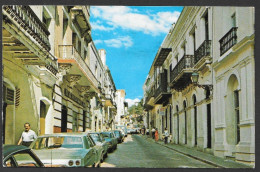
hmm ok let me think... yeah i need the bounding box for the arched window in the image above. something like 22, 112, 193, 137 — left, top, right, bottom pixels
226, 74, 240, 145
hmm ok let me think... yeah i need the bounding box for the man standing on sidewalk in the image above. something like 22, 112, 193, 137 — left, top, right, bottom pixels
18, 122, 37, 147
164, 128, 169, 144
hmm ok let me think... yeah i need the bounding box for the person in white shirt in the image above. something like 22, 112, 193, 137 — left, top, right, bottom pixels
164, 128, 169, 144
18, 122, 37, 147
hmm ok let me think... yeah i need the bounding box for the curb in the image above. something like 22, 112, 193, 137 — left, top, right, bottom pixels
143, 136, 226, 168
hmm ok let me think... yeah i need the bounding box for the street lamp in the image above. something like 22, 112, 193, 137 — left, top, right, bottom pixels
191, 72, 213, 91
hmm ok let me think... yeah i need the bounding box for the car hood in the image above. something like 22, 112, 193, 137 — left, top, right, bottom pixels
33, 148, 90, 161
104, 138, 112, 142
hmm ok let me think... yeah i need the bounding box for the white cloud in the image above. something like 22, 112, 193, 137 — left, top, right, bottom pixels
91, 6, 181, 36
104, 36, 133, 48
94, 39, 103, 44
91, 22, 115, 31
125, 98, 140, 107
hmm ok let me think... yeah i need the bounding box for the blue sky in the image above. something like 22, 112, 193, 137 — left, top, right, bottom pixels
90, 6, 183, 106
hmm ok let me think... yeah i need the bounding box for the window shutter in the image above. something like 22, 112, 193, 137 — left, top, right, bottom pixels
3, 85, 14, 105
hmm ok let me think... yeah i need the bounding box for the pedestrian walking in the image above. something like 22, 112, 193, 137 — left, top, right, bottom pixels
164, 127, 169, 144
18, 122, 37, 147
146, 128, 149, 135
152, 127, 156, 139
155, 128, 159, 141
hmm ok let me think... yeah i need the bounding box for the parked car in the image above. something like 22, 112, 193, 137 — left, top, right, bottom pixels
127, 128, 132, 134
112, 130, 124, 143
101, 131, 118, 152
3, 145, 44, 167
30, 133, 102, 167
116, 125, 127, 137
88, 132, 109, 162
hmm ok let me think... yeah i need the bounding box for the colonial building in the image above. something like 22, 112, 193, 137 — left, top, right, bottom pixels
2, 5, 118, 143
115, 90, 128, 125
99, 49, 117, 131
143, 7, 254, 165
3, 5, 59, 143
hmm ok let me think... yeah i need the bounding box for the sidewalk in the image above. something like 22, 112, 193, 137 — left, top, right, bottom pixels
142, 135, 253, 168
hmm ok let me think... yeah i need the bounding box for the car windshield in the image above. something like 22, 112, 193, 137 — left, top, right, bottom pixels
102, 133, 111, 138
114, 131, 120, 136
32, 136, 83, 149
89, 134, 101, 142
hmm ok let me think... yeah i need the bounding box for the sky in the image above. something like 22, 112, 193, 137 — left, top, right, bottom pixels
90, 6, 183, 107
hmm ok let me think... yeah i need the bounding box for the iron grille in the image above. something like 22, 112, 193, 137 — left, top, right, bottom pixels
219, 27, 238, 56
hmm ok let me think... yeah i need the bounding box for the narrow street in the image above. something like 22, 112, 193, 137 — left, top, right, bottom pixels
101, 134, 216, 168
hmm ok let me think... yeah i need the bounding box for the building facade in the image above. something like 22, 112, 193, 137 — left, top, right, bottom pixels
143, 7, 254, 165
115, 90, 128, 125
2, 5, 118, 144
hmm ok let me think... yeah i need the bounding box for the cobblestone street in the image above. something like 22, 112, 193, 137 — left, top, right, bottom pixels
101, 134, 216, 168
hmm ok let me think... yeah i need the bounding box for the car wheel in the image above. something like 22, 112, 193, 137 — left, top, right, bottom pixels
100, 152, 104, 163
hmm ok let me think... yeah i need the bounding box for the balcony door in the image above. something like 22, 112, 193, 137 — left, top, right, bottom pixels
61, 106, 67, 132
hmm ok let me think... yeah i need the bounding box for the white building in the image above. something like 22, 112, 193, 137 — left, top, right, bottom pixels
143, 7, 254, 165
115, 90, 127, 125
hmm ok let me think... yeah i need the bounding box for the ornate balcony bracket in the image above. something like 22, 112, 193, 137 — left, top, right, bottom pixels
78, 85, 90, 96
67, 74, 81, 87
59, 63, 72, 75
194, 84, 213, 91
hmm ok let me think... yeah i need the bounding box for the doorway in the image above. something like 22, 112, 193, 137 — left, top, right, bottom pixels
40, 101, 47, 135
207, 103, 212, 148
61, 106, 67, 132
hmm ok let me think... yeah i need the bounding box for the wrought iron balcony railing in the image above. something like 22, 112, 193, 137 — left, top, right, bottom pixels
170, 55, 195, 83
145, 87, 155, 104
219, 27, 238, 56
3, 5, 51, 51
58, 45, 99, 88
194, 40, 211, 64
154, 72, 168, 99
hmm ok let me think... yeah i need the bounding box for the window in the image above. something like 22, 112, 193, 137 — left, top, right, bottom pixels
62, 16, 68, 39
234, 90, 240, 144
43, 8, 51, 29
13, 152, 41, 167
192, 32, 196, 54
205, 11, 209, 40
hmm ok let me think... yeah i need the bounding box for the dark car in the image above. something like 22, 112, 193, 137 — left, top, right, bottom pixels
3, 145, 44, 167
112, 130, 124, 143
88, 132, 109, 162
101, 131, 118, 152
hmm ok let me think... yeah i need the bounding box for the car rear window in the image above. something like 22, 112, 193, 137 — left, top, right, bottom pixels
32, 136, 83, 149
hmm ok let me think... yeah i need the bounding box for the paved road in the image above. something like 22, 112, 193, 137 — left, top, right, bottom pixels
101, 134, 216, 168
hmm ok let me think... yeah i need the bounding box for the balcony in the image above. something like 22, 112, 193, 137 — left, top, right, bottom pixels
71, 6, 91, 42
3, 6, 50, 51
219, 27, 238, 56
2, 6, 58, 74
144, 87, 155, 108
194, 40, 212, 70
154, 71, 171, 104
105, 94, 113, 106
170, 55, 195, 91
154, 48, 172, 66
58, 45, 99, 91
